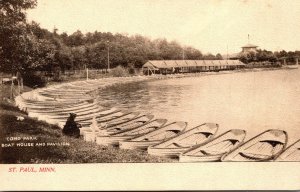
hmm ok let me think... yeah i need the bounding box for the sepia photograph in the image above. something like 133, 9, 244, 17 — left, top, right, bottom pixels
1, 0, 300, 190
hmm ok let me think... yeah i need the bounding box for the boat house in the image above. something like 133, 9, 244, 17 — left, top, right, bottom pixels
142, 60, 245, 75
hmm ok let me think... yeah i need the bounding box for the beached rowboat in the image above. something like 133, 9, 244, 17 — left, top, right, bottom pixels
56, 108, 121, 128
94, 119, 167, 145
26, 103, 100, 118
98, 112, 141, 127
27, 102, 101, 114
179, 129, 246, 162
35, 107, 107, 121
275, 139, 300, 161
119, 121, 187, 150
77, 109, 142, 124
80, 112, 143, 135
104, 114, 155, 133
221, 129, 287, 162
82, 114, 155, 141
82, 114, 157, 141
148, 123, 219, 158
16, 96, 89, 110
38, 92, 93, 99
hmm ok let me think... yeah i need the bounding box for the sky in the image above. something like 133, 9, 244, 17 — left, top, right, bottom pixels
26, 0, 300, 54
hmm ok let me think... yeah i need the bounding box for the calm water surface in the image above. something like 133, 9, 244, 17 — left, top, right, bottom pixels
97, 69, 300, 144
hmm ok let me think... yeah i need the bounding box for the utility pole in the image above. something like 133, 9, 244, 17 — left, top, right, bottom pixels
182, 47, 185, 60
248, 34, 250, 44
86, 67, 89, 81
107, 41, 110, 72
227, 44, 228, 60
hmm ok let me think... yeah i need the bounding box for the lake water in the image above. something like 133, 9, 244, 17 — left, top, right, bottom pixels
97, 69, 300, 145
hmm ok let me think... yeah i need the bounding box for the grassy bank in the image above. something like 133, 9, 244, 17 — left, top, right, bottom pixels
0, 85, 171, 163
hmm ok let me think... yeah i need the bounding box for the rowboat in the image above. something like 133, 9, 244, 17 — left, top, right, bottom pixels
148, 123, 219, 158
221, 129, 287, 162
22, 100, 86, 108
65, 84, 100, 90
94, 112, 142, 129
38, 91, 88, 96
105, 114, 155, 133
38, 95, 92, 101
80, 112, 140, 137
82, 114, 156, 140
23, 103, 82, 111
36, 107, 107, 121
105, 114, 154, 129
27, 101, 100, 114
27, 103, 100, 118
95, 119, 167, 145
81, 114, 154, 141
54, 108, 121, 128
39, 89, 88, 94
179, 129, 246, 162
275, 139, 300, 161
16, 96, 87, 108
42, 87, 89, 93
17, 95, 83, 105
52, 108, 121, 122
19, 99, 91, 109
50, 98, 92, 102
66, 83, 102, 90
77, 110, 132, 123
119, 121, 187, 150
38, 92, 93, 99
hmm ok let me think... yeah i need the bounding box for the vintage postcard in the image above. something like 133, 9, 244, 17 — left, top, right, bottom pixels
0, 0, 300, 190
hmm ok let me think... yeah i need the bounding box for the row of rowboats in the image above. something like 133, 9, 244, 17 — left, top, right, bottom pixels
83, 117, 299, 162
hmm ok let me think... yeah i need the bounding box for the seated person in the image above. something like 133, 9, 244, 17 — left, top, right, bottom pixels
62, 113, 82, 138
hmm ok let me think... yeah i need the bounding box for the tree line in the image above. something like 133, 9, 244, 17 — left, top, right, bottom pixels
239, 49, 300, 64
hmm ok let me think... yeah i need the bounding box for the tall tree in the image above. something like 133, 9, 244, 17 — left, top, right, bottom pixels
216, 53, 223, 60
0, 0, 37, 74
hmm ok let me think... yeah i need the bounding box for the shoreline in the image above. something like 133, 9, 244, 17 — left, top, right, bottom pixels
15, 66, 291, 127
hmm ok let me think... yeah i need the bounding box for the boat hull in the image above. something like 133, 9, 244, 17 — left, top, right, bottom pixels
147, 146, 190, 158
275, 139, 300, 162
119, 140, 161, 150
96, 135, 132, 146
179, 154, 222, 162
147, 123, 219, 158
180, 129, 246, 162
221, 129, 288, 162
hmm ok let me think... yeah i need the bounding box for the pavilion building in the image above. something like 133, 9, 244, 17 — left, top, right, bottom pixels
142, 60, 245, 75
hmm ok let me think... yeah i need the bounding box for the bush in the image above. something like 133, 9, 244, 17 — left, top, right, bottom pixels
109, 65, 129, 77
128, 66, 136, 75
22, 72, 47, 88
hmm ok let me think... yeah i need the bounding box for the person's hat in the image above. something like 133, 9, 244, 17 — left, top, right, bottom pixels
69, 113, 77, 117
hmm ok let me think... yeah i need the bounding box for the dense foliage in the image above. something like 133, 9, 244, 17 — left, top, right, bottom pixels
239, 49, 300, 64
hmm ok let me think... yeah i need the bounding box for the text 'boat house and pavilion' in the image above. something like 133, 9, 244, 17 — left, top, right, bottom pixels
142, 60, 245, 75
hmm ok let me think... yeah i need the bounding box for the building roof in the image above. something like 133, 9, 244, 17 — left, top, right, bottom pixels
241, 43, 258, 48
143, 60, 245, 69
